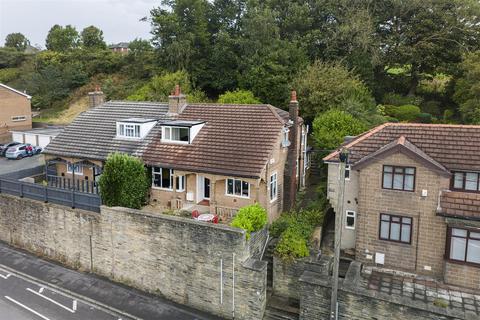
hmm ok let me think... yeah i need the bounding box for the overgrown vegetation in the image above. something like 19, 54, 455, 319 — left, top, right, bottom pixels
230, 203, 268, 240
98, 153, 149, 209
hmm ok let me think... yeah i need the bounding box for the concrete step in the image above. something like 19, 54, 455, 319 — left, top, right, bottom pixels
265, 295, 300, 319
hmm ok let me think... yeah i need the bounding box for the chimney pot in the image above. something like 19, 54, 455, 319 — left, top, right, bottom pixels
291, 90, 297, 103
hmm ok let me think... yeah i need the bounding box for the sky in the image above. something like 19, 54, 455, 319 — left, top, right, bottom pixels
0, 0, 155, 48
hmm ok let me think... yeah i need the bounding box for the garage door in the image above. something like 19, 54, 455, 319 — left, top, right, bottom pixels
12, 133, 24, 143
38, 136, 52, 148
25, 134, 37, 146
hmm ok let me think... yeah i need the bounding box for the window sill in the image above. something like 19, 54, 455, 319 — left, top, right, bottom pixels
445, 258, 480, 268
151, 187, 185, 192
270, 198, 277, 203
66, 172, 83, 176
377, 238, 412, 246
160, 140, 190, 145
225, 193, 250, 199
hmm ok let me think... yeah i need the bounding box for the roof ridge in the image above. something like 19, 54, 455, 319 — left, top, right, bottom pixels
383, 122, 480, 129
323, 122, 392, 161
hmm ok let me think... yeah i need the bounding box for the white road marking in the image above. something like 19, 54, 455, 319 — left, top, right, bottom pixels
39, 287, 44, 294
72, 299, 77, 311
5, 295, 51, 320
26, 288, 75, 313
0, 273, 11, 279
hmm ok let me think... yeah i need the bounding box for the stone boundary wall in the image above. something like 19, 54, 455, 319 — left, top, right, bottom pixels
273, 254, 331, 300
0, 194, 267, 319
299, 262, 471, 320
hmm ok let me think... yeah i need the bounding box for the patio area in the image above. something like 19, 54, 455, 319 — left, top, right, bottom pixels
362, 266, 480, 316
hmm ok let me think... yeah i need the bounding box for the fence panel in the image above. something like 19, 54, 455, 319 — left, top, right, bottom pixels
0, 177, 101, 213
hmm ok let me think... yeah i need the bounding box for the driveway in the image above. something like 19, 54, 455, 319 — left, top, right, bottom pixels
0, 154, 44, 176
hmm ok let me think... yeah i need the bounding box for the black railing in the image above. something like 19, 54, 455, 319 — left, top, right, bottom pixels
46, 175, 99, 194
0, 177, 101, 213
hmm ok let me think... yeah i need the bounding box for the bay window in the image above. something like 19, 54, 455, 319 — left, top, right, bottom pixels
447, 227, 480, 265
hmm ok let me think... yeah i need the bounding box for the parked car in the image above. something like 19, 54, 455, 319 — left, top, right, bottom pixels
5, 144, 42, 160
0, 142, 21, 157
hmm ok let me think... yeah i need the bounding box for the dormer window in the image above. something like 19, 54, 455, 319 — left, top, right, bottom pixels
163, 126, 189, 143
282, 127, 290, 147
161, 120, 205, 144
116, 118, 157, 140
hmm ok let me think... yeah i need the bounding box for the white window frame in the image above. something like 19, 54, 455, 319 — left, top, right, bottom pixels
345, 210, 356, 230
117, 122, 141, 138
226, 178, 250, 198
281, 127, 290, 147
152, 167, 185, 191
11, 115, 27, 122
161, 126, 190, 144
66, 162, 83, 175
269, 172, 278, 202
345, 165, 351, 180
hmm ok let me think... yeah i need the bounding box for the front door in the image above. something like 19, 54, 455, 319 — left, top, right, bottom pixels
204, 177, 211, 199
197, 175, 211, 203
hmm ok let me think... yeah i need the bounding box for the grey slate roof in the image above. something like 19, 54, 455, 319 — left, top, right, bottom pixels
44, 101, 170, 160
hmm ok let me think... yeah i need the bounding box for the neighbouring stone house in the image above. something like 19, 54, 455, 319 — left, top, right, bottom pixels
108, 42, 129, 54
0, 83, 32, 142
43, 86, 309, 222
324, 123, 480, 290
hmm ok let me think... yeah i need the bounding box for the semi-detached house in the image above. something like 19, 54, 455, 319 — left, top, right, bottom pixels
324, 123, 480, 290
43, 87, 309, 222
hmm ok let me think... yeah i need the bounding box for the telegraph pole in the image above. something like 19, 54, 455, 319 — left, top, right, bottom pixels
330, 148, 348, 320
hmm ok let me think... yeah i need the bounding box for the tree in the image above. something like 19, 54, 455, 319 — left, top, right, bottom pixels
5, 33, 30, 51
45, 25, 79, 52
98, 153, 149, 209
80, 26, 106, 49
127, 70, 207, 102
218, 89, 261, 104
293, 61, 377, 122
454, 51, 480, 123
312, 109, 367, 150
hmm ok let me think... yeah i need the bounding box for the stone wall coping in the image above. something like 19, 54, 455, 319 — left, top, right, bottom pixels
104, 205, 246, 236
299, 262, 474, 320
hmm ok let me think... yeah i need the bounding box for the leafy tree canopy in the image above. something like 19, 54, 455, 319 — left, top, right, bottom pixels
80, 26, 106, 50
218, 89, 261, 104
454, 51, 480, 123
312, 109, 367, 150
5, 33, 30, 51
45, 24, 80, 52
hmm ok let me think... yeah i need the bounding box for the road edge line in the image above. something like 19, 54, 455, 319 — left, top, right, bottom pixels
0, 264, 142, 320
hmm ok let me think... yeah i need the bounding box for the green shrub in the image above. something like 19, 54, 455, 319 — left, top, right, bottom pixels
275, 226, 310, 262
384, 104, 421, 122
269, 213, 294, 238
0, 67, 20, 83
98, 153, 149, 209
230, 203, 267, 239
417, 112, 433, 123
382, 93, 422, 106
421, 100, 441, 116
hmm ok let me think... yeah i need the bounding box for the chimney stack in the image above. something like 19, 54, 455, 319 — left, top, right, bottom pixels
88, 85, 105, 108
168, 84, 187, 115
284, 90, 300, 212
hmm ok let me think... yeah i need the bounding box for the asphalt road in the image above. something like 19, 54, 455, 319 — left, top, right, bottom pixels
0, 154, 44, 176
0, 243, 220, 320
0, 266, 130, 320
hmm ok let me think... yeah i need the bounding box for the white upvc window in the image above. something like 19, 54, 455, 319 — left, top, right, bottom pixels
269, 172, 278, 202
152, 167, 185, 191
66, 162, 83, 175
281, 127, 290, 147
11, 115, 27, 122
345, 165, 351, 180
118, 123, 140, 138
162, 126, 190, 143
346, 211, 356, 230
226, 178, 250, 198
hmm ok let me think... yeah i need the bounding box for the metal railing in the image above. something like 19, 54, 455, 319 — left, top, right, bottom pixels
0, 177, 101, 213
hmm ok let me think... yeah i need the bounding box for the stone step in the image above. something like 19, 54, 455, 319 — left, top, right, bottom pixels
263, 308, 299, 320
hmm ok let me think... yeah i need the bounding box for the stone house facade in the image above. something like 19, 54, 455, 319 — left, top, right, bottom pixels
324, 123, 480, 290
0, 83, 32, 142
44, 87, 309, 222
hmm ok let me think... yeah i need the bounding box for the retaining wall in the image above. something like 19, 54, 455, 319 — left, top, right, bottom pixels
0, 193, 267, 319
